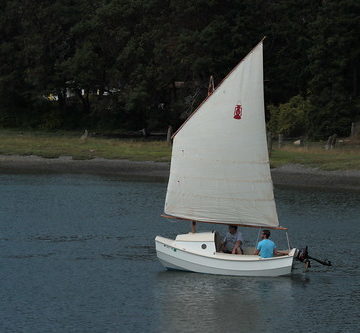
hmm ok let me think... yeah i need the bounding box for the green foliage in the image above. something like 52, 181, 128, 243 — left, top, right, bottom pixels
268, 95, 309, 136
307, 0, 360, 138
0, 0, 359, 138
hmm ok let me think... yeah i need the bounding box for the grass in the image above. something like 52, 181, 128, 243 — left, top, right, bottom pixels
0, 129, 360, 170
0, 129, 171, 161
271, 145, 360, 171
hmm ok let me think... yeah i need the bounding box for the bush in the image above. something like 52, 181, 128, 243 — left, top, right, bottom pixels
268, 95, 310, 137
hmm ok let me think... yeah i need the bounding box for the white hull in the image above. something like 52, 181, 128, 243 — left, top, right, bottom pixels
155, 232, 295, 277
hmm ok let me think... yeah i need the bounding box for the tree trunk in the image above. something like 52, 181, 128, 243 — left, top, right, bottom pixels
278, 134, 283, 149
75, 89, 91, 114
56, 89, 67, 113
267, 131, 272, 156
167, 125, 173, 145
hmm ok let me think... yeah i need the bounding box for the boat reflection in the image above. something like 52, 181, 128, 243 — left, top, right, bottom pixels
154, 271, 310, 332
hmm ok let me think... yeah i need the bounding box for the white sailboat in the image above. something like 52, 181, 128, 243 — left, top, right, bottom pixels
155, 39, 296, 277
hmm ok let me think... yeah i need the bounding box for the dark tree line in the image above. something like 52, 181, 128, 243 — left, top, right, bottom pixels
0, 0, 359, 138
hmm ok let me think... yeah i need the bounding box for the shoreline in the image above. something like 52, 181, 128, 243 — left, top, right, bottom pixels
1, 155, 360, 191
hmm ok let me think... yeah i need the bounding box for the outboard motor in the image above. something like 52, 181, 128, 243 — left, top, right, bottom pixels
294, 246, 332, 271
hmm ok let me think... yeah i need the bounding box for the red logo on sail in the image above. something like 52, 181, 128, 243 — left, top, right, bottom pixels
233, 105, 242, 119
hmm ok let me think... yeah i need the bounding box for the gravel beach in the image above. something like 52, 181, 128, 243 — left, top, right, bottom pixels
1, 155, 360, 191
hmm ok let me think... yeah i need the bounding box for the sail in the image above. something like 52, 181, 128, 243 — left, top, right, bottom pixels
164, 41, 279, 227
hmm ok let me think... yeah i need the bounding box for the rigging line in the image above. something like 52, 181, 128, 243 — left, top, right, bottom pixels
208, 75, 215, 96
255, 228, 261, 250
286, 231, 291, 250
171, 37, 266, 139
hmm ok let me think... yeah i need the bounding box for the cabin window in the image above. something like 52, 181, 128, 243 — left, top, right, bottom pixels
201, 244, 207, 249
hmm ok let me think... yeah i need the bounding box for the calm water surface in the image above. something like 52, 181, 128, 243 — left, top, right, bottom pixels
0, 174, 359, 333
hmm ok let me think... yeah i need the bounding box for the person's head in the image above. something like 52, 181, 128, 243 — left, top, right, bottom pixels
261, 230, 271, 239
229, 225, 238, 234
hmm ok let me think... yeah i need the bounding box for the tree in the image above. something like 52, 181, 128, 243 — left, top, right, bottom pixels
307, 0, 360, 138
0, 0, 33, 126
0, 0, 358, 136
268, 95, 309, 136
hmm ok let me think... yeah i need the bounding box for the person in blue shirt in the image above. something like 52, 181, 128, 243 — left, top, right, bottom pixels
254, 229, 278, 258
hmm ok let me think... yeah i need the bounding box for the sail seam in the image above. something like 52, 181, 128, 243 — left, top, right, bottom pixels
169, 176, 272, 183
166, 193, 275, 201
171, 158, 270, 165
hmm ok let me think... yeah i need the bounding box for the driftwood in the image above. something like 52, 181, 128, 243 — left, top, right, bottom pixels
351, 122, 360, 137
79, 129, 88, 142
140, 128, 149, 137
166, 125, 173, 145
325, 134, 337, 150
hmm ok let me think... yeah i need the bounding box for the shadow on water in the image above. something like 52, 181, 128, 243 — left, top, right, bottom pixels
3, 253, 57, 259
28, 234, 131, 242
1, 233, 157, 262
98, 245, 156, 262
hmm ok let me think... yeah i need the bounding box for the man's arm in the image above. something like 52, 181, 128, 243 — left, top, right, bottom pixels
232, 240, 242, 254
220, 235, 228, 252
219, 241, 226, 252
274, 248, 288, 256
254, 243, 260, 255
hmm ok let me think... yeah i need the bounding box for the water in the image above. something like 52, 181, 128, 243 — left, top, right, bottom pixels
0, 174, 359, 333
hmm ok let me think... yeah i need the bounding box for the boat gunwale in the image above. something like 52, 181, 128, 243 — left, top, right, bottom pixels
155, 236, 294, 262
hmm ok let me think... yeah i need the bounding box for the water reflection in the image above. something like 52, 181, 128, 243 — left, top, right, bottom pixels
154, 271, 309, 332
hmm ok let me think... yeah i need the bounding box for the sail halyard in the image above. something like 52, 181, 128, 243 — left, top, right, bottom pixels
164, 40, 279, 228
